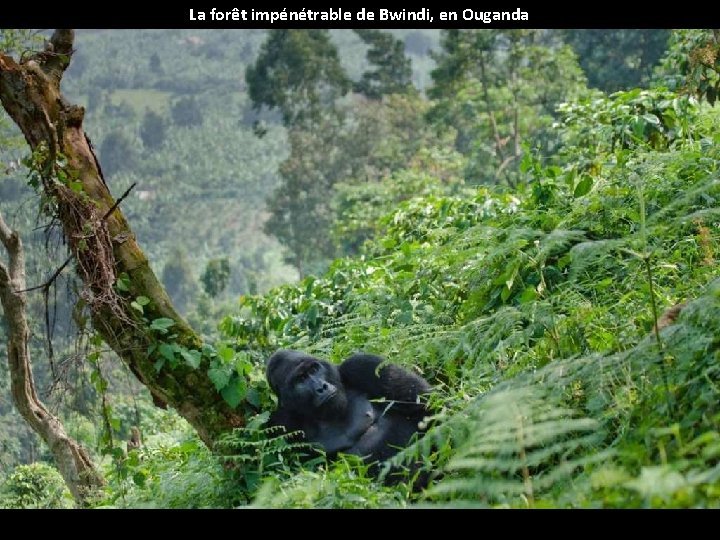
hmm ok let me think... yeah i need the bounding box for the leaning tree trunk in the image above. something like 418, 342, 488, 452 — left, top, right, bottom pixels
0, 30, 244, 447
0, 212, 105, 506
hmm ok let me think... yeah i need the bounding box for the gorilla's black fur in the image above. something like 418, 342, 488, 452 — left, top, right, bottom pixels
266, 350, 431, 469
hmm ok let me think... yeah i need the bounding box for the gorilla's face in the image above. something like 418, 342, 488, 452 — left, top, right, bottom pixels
267, 351, 348, 418
287, 359, 338, 408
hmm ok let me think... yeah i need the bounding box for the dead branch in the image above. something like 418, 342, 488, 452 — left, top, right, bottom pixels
0, 210, 105, 506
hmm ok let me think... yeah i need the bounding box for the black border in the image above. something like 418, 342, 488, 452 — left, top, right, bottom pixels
2, 5, 709, 29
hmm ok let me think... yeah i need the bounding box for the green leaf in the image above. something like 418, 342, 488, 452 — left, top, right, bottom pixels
136, 296, 151, 307
246, 388, 262, 409
132, 471, 148, 488
574, 175, 594, 198
501, 284, 513, 303
208, 367, 231, 391
546, 166, 562, 179
150, 318, 176, 333
178, 441, 199, 454
248, 411, 271, 430
217, 345, 235, 363
158, 343, 177, 362
519, 286, 539, 304
304, 277, 316, 297
520, 152, 533, 174
235, 354, 253, 376
130, 302, 143, 314
306, 303, 319, 326
180, 348, 202, 369
563, 169, 577, 188
382, 238, 397, 250
116, 274, 130, 292
221, 377, 247, 409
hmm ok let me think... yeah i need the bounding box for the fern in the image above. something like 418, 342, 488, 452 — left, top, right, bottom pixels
217, 416, 323, 500
217, 89, 720, 508
418, 386, 605, 507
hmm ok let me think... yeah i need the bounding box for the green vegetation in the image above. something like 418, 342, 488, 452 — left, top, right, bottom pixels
3, 28, 720, 509
354, 30, 414, 99
0, 463, 73, 509
221, 84, 720, 507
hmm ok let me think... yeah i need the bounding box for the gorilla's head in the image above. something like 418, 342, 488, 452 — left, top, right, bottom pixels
266, 350, 348, 419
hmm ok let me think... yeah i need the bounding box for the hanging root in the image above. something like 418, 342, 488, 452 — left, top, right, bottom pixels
51, 179, 133, 326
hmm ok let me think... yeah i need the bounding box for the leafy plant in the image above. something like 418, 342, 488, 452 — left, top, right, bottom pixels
0, 463, 73, 509
220, 86, 720, 508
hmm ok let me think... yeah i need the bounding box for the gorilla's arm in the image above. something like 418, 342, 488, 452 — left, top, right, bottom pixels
268, 408, 305, 437
339, 353, 431, 412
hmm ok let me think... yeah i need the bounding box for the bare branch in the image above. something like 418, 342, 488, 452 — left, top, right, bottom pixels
0, 212, 11, 286
0, 210, 104, 506
38, 29, 75, 85
16, 256, 72, 294
477, 50, 507, 165
101, 182, 136, 221
0, 210, 14, 247
0, 211, 23, 282
0, 260, 9, 286
496, 155, 518, 181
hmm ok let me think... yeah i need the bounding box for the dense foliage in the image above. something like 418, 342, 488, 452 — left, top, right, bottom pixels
4, 28, 720, 509
218, 88, 720, 507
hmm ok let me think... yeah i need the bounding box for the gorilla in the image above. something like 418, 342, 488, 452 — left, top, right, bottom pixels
266, 350, 431, 468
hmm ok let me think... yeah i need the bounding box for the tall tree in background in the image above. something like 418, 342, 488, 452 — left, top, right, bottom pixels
264, 115, 347, 276
171, 96, 203, 127
161, 248, 198, 315
99, 130, 137, 177
331, 94, 463, 254
0, 30, 244, 449
140, 109, 167, 150
247, 30, 352, 275
561, 30, 670, 92
429, 30, 587, 186
354, 30, 414, 99
246, 30, 350, 127
201, 258, 231, 299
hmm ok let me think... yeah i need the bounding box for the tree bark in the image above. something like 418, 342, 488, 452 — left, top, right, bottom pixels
0, 30, 245, 448
0, 212, 105, 506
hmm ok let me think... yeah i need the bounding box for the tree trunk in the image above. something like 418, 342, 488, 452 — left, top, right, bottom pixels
0, 30, 245, 448
0, 212, 105, 506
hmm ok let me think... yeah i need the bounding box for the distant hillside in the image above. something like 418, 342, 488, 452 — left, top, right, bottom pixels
55, 29, 439, 298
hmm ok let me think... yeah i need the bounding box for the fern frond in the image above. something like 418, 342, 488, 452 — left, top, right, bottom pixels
424, 385, 604, 507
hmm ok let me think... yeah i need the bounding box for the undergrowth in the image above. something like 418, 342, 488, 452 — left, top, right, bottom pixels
55, 86, 720, 510
214, 89, 720, 508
